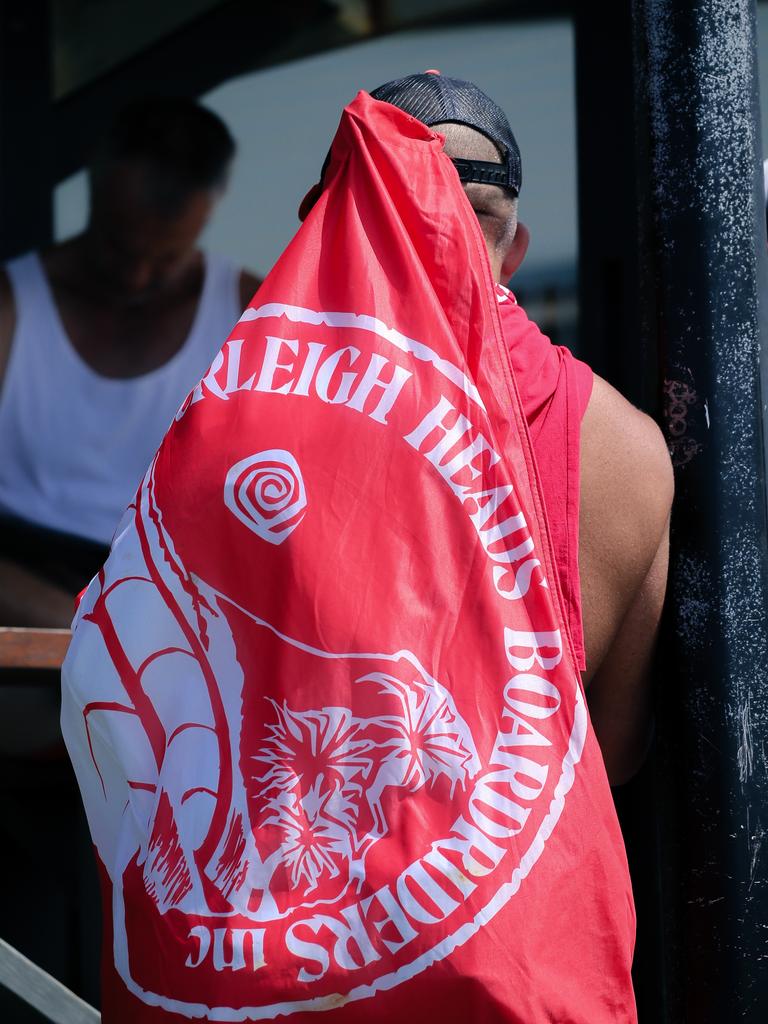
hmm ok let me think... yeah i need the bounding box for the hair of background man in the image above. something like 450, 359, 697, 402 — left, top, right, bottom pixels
90, 97, 236, 213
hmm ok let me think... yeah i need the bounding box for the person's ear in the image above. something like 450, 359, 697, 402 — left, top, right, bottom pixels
501, 221, 529, 280
298, 182, 323, 222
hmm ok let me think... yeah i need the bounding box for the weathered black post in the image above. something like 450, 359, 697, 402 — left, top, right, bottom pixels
633, 0, 768, 1018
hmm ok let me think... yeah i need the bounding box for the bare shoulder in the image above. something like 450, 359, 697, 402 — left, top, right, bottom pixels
581, 374, 673, 564
239, 270, 263, 312
579, 374, 674, 675
0, 267, 16, 388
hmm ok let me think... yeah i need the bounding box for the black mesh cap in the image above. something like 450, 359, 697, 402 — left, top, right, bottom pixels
370, 72, 521, 195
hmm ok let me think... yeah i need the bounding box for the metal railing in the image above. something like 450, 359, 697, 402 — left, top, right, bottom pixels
0, 936, 99, 1023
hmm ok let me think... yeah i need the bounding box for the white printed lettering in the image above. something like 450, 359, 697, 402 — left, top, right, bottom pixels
437, 816, 507, 878
315, 346, 361, 404
468, 778, 531, 839
361, 884, 418, 954
396, 860, 461, 924
503, 672, 562, 720
346, 353, 412, 424
505, 629, 563, 672
185, 926, 266, 972
255, 336, 299, 394
285, 920, 331, 983
293, 341, 327, 396
501, 671, 561, 720
493, 560, 545, 600
311, 904, 381, 971
185, 925, 211, 969
223, 339, 256, 394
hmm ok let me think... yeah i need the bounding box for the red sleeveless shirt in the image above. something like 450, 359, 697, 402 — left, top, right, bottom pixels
496, 284, 593, 672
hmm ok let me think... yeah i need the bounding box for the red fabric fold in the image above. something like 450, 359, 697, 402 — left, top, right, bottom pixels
497, 286, 593, 671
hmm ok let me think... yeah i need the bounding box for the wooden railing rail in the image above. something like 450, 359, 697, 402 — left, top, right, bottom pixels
0, 628, 70, 671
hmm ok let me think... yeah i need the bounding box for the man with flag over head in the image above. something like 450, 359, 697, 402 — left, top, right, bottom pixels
62, 71, 672, 1023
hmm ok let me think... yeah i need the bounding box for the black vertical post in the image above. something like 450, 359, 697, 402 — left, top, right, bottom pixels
0, 1, 52, 261
633, 1, 768, 1019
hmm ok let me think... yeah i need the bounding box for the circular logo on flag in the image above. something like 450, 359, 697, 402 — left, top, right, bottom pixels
65, 297, 587, 1021
224, 449, 307, 544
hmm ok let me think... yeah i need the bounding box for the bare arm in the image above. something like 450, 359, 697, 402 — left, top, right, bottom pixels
585, 519, 669, 784
579, 375, 674, 784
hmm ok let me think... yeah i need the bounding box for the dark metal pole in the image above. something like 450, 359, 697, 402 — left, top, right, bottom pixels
633, 1, 768, 1018
574, 11, 669, 1019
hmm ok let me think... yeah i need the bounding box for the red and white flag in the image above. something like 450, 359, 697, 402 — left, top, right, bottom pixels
62, 92, 634, 1022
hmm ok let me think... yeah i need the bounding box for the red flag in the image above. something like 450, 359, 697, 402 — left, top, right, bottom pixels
62, 92, 635, 1022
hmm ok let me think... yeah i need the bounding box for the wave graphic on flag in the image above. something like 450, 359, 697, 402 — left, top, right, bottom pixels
70, 456, 481, 924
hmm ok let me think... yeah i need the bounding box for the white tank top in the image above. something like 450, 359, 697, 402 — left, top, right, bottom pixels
0, 251, 242, 544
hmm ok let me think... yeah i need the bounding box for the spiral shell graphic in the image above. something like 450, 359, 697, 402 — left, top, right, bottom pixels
224, 450, 307, 544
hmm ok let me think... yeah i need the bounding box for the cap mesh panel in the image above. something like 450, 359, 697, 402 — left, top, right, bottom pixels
370, 74, 521, 193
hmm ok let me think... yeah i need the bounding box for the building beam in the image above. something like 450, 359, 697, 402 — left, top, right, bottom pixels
0, 1, 52, 261
633, 1, 768, 1018
50, 0, 353, 185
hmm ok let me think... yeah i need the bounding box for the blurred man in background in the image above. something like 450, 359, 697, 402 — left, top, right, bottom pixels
0, 97, 261, 626
0, 97, 261, 1019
